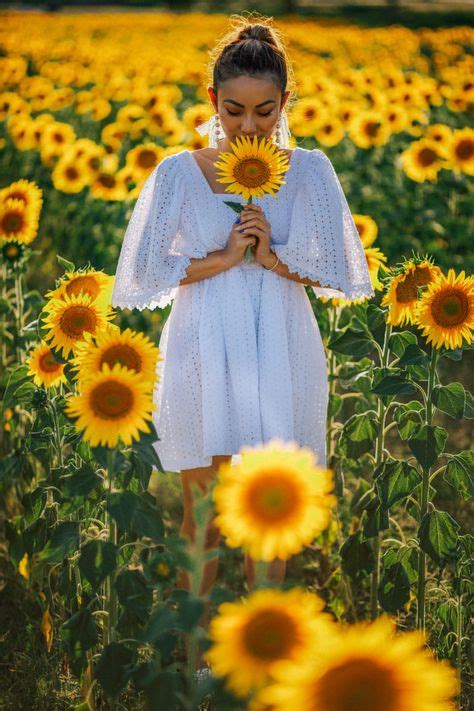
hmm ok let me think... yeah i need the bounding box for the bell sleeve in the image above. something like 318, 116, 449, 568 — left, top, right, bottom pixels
272, 149, 374, 302
110, 155, 192, 311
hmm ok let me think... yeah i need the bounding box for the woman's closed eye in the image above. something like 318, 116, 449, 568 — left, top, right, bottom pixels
227, 110, 273, 117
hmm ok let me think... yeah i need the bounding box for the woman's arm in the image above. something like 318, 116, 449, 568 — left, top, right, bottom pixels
178, 249, 234, 286
259, 250, 322, 288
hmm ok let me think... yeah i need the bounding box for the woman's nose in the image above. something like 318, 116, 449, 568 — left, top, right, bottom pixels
241, 119, 257, 133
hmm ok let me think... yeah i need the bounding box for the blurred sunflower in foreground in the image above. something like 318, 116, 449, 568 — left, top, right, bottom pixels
213, 439, 336, 561
205, 588, 335, 699
257, 615, 458, 711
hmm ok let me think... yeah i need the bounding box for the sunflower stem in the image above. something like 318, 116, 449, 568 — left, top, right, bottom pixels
1, 263, 7, 372
105, 449, 118, 645
326, 305, 340, 462
416, 348, 438, 631
254, 559, 268, 589
456, 585, 463, 708
13, 267, 25, 364
370, 323, 391, 621
244, 196, 254, 262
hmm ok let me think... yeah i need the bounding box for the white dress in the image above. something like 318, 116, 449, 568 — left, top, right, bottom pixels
110, 147, 374, 472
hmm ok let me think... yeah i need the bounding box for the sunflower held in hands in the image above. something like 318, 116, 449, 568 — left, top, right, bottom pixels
214, 136, 291, 261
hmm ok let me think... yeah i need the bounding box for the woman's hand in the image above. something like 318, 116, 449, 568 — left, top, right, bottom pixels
238, 204, 273, 265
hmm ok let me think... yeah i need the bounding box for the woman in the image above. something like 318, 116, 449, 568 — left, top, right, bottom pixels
111, 18, 373, 622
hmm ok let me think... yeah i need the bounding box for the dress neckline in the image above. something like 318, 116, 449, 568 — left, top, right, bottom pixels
184, 147, 301, 198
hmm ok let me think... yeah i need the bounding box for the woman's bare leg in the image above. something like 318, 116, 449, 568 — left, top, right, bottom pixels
176, 454, 231, 595
176, 454, 232, 669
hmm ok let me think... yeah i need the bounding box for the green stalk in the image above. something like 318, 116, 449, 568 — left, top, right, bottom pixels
1, 263, 7, 371
370, 323, 391, 620
105, 450, 118, 645
416, 349, 438, 630
456, 588, 463, 709
326, 306, 339, 462
244, 196, 254, 262
52, 391, 65, 470
13, 268, 25, 364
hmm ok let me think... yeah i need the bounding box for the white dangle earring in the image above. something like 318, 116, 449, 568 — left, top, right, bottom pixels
208, 113, 223, 149
275, 108, 291, 148
275, 114, 282, 147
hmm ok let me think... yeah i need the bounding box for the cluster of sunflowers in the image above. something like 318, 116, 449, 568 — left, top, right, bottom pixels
27, 266, 162, 448
188, 432, 458, 708
328, 210, 474, 351
1, 14, 473, 202
205, 587, 458, 710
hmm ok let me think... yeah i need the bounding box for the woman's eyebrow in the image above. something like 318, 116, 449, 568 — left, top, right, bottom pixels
223, 99, 276, 108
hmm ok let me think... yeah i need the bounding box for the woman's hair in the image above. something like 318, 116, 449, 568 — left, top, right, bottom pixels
208, 13, 296, 111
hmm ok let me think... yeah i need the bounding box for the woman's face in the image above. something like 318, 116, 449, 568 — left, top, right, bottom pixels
208, 75, 290, 151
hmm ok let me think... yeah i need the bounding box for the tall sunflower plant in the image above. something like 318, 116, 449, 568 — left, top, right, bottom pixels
213, 135, 291, 261
321, 252, 473, 666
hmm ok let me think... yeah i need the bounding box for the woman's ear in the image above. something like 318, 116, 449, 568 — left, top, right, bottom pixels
280, 90, 291, 111
208, 86, 218, 112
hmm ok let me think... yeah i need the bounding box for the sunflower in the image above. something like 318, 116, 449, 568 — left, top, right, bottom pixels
90, 172, 128, 201
0, 178, 43, 218
448, 127, 474, 176
214, 136, 291, 200
347, 110, 391, 149
71, 326, 162, 388
2, 240, 25, 264
257, 615, 458, 711
125, 142, 162, 177
213, 438, 336, 561
352, 214, 378, 248
41, 293, 113, 359
381, 260, 441, 326
0, 198, 38, 244
400, 139, 446, 183
27, 342, 67, 389
45, 268, 114, 311
204, 588, 335, 699
365, 247, 388, 291
64, 362, 154, 448
52, 158, 90, 194
314, 116, 345, 147
415, 269, 474, 350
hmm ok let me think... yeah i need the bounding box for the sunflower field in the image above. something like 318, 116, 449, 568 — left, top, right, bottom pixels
0, 9, 473, 711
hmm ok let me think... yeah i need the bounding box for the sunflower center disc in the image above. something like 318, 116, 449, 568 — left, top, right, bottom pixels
234, 158, 270, 188
60, 306, 97, 337
39, 352, 62, 373
316, 658, 397, 711
138, 149, 157, 168
90, 380, 134, 419
455, 139, 473, 161
395, 266, 433, 304
101, 344, 142, 372
432, 290, 468, 327
66, 276, 101, 300
3, 213, 22, 233
242, 609, 298, 661
246, 473, 301, 523
418, 147, 437, 166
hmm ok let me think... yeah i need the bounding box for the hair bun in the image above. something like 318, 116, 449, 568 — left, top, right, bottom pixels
238, 23, 274, 44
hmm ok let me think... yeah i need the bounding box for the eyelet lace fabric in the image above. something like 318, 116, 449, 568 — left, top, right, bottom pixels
111, 147, 374, 472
